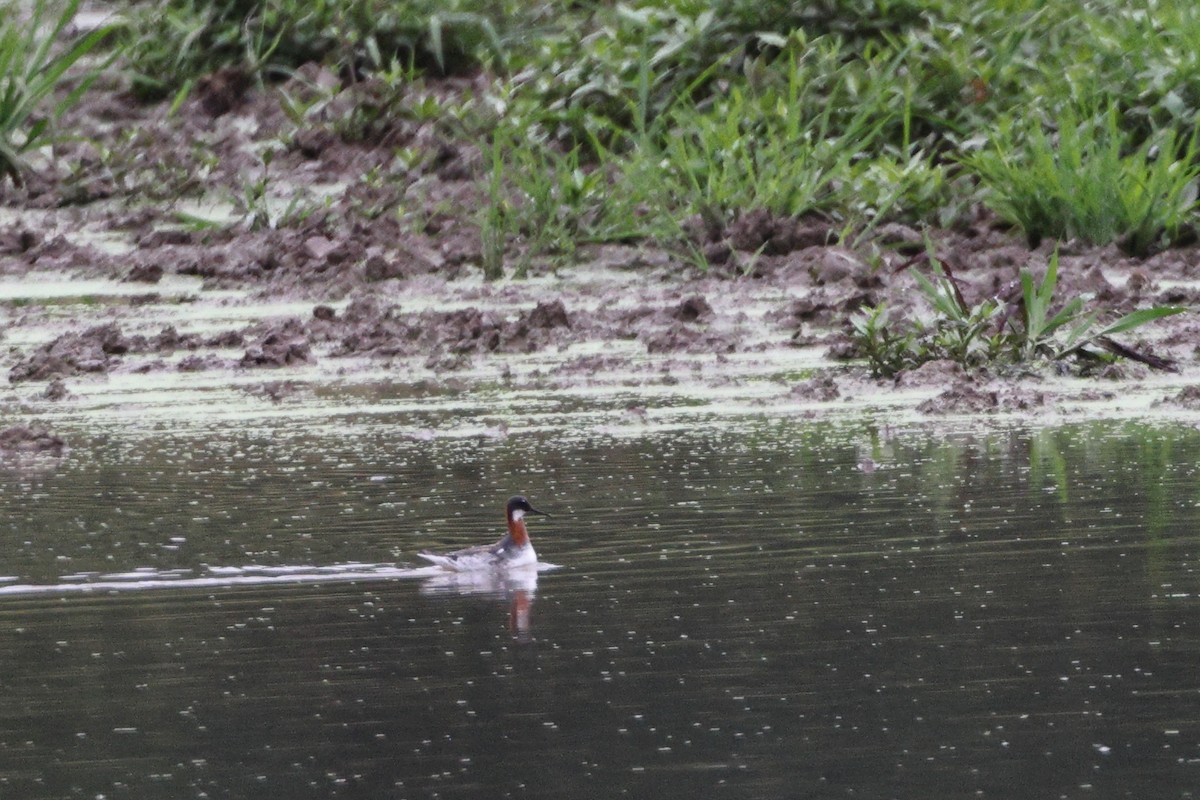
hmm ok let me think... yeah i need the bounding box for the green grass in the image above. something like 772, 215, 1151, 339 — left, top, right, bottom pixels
22, 0, 1200, 273
646, 70, 885, 227
0, 0, 118, 184
851, 249, 1187, 378
122, 0, 516, 101
477, 36, 966, 272
965, 104, 1200, 256
0, 0, 1190, 379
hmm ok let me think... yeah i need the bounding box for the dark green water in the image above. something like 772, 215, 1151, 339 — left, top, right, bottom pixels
0, 419, 1197, 798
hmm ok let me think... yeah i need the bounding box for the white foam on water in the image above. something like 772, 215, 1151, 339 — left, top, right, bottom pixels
0, 564, 431, 596
0, 562, 562, 597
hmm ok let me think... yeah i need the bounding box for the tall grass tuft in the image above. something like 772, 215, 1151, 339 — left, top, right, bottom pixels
964, 105, 1200, 256
618, 48, 894, 239
852, 249, 1186, 377
0, 0, 118, 185
479, 118, 649, 277
124, 0, 511, 101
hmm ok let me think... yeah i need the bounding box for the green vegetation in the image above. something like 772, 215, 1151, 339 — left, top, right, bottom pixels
965, 105, 1200, 256
851, 250, 1187, 377
1015, 253, 1184, 363
122, 0, 512, 101
1, 0, 1194, 374
0, 0, 117, 184
109, 0, 1200, 255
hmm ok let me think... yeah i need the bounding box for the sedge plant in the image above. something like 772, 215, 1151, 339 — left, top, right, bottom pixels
964, 104, 1200, 256
1017, 250, 1186, 361
0, 0, 119, 185
853, 249, 1186, 378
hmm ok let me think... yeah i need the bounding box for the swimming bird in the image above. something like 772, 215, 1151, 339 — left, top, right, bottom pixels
418, 495, 549, 571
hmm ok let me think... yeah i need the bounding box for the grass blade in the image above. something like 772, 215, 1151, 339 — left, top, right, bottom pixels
1096, 306, 1188, 337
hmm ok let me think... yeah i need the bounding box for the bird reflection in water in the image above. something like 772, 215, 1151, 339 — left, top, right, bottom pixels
419, 565, 541, 642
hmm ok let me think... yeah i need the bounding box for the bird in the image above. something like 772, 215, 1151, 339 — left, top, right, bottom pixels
418, 495, 549, 572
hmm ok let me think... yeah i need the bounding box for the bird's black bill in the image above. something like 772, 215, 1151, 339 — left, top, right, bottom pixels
529, 506, 550, 517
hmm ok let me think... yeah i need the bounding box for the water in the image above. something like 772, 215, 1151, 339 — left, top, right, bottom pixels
0, 419, 1197, 798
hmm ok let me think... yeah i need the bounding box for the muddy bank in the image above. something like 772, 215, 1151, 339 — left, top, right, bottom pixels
0, 424, 65, 455
0, 67, 1196, 423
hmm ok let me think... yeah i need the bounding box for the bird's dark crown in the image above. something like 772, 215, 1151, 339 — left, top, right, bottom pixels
507, 495, 547, 517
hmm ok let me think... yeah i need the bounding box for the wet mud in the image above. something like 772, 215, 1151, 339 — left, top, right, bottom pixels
0, 424, 65, 455
0, 68, 1197, 425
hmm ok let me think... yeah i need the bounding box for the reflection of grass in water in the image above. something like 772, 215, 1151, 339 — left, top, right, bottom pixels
1030, 428, 1070, 508
1137, 428, 1182, 599
918, 437, 969, 532
1029, 423, 1200, 567
847, 424, 1200, 561
1059, 423, 1200, 610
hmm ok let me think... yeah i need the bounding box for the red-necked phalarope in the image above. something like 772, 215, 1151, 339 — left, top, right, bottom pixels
419, 495, 549, 571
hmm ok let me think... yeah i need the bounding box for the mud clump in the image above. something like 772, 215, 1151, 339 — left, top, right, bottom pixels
178, 354, 229, 372
642, 324, 734, 354
791, 375, 840, 401
438, 302, 571, 354
126, 263, 164, 283
293, 127, 338, 159
895, 359, 968, 388
363, 242, 439, 282
195, 67, 253, 117
7, 320, 229, 382
0, 425, 65, 455
770, 288, 875, 329
501, 300, 573, 353
441, 308, 501, 352
671, 295, 713, 323
1163, 385, 1200, 409
319, 298, 412, 356
807, 247, 873, 287
726, 209, 836, 255
0, 227, 40, 255
917, 382, 1047, 414
917, 384, 999, 414
525, 299, 571, 330
5, 234, 121, 276
241, 319, 313, 367
41, 380, 70, 401
10, 323, 136, 383
615, 301, 738, 354
316, 298, 574, 359
364, 253, 406, 282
